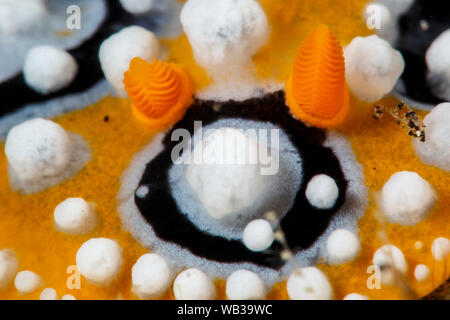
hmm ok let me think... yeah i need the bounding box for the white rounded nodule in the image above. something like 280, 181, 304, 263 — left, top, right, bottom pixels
226, 270, 265, 300
186, 128, 270, 220
54, 198, 97, 235
344, 35, 405, 102
0, 249, 19, 290
131, 253, 172, 300
23, 46, 78, 95
242, 219, 274, 252
425, 29, 450, 100
119, 0, 155, 14
173, 268, 216, 300
305, 174, 339, 210
40, 287, 58, 300
414, 264, 430, 282
99, 25, 160, 96
0, 0, 48, 35
5, 118, 71, 182
372, 244, 407, 284
326, 229, 360, 264
287, 267, 333, 300
413, 103, 450, 172
431, 237, 450, 261
76, 238, 123, 286
380, 171, 436, 225
14, 270, 43, 295
343, 293, 368, 300
61, 294, 77, 300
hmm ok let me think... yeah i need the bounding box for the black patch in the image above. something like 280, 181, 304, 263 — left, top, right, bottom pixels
134, 92, 348, 270
396, 0, 450, 104
0, 1, 169, 117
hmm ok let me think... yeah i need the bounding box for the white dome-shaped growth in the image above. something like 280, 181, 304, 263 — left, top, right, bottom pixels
40, 288, 58, 300
413, 103, 450, 172
305, 174, 339, 210
344, 35, 405, 102
131, 253, 172, 299
76, 238, 123, 286
226, 270, 265, 300
186, 128, 271, 220
119, 0, 155, 14
287, 267, 333, 300
425, 29, 450, 101
5, 118, 71, 182
242, 219, 274, 252
326, 229, 360, 264
99, 26, 160, 96
23, 46, 78, 95
372, 244, 407, 284
343, 293, 368, 300
173, 268, 216, 300
380, 171, 436, 225
54, 198, 97, 235
0, 249, 18, 290
414, 264, 430, 282
180, 0, 269, 77
0, 0, 48, 35
61, 294, 77, 300
431, 237, 449, 261
14, 270, 43, 294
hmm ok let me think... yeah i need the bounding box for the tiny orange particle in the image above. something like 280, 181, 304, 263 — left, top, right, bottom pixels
123, 57, 193, 129
285, 25, 350, 128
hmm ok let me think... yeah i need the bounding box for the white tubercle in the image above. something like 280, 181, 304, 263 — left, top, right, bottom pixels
0, 249, 19, 290
61, 294, 77, 300
14, 270, 43, 294
372, 244, 407, 284
414, 264, 430, 282
173, 268, 216, 300
287, 267, 333, 300
425, 29, 450, 101
76, 238, 123, 286
99, 26, 160, 96
344, 35, 405, 102
413, 103, 450, 172
226, 270, 266, 300
131, 253, 172, 299
180, 0, 269, 78
0, 0, 48, 35
5, 118, 71, 182
119, 0, 155, 14
54, 198, 97, 235
40, 288, 58, 300
305, 174, 339, 210
431, 237, 450, 261
326, 229, 360, 264
380, 171, 435, 225
186, 128, 270, 220
23, 46, 78, 95
242, 219, 274, 252
343, 293, 369, 300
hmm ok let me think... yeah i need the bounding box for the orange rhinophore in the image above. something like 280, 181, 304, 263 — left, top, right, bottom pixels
285, 25, 350, 128
124, 57, 193, 129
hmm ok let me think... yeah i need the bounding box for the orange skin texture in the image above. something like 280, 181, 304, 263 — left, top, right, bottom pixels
0, 0, 449, 300
285, 25, 350, 128
123, 58, 194, 130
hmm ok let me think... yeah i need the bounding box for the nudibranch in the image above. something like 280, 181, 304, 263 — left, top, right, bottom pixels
0, 0, 449, 301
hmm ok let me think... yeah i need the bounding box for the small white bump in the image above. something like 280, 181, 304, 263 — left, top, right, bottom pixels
287, 267, 333, 300
14, 270, 43, 294
54, 198, 97, 235
61, 294, 77, 300
132, 253, 172, 299
305, 174, 339, 210
226, 270, 266, 300
242, 219, 274, 252
173, 268, 216, 300
414, 264, 430, 282
40, 288, 58, 300
343, 293, 368, 300
135, 186, 149, 199
0, 249, 19, 290
372, 244, 407, 285
326, 229, 360, 264
119, 0, 155, 14
76, 238, 123, 286
431, 237, 450, 261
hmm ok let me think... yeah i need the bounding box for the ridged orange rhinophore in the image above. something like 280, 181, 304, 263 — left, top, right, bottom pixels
124, 57, 193, 129
285, 25, 349, 128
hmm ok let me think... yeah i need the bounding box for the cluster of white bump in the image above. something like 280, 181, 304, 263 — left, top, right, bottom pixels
99, 25, 160, 96
344, 35, 405, 102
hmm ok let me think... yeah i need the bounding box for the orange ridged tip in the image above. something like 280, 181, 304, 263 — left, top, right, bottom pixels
123, 57, 193, 129
285, 25, 350, 128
